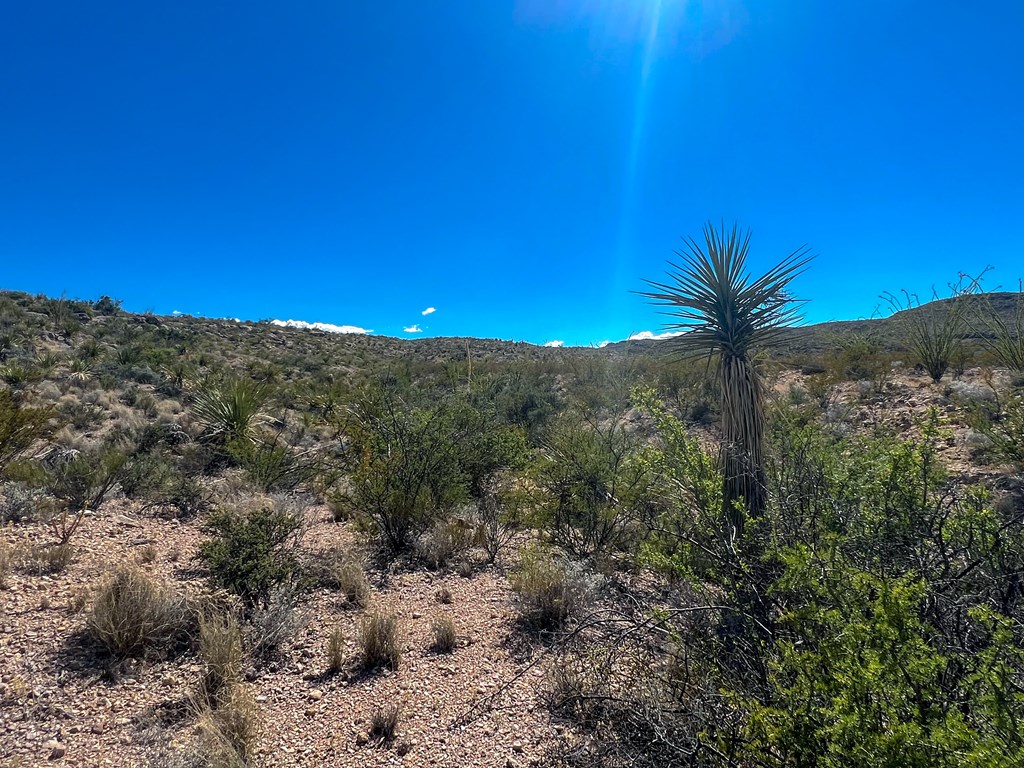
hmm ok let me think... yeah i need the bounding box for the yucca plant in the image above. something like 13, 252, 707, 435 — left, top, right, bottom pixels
642, 222, 811, 533
191, 375, 270, 444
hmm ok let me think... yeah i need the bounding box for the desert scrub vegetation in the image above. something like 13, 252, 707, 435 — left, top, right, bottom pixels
198, 495, 304, 609
532, 409, 652, 558
190, 374, 270, 445
0, 388, 56, 475
643, 221, 812, 533
511, 544, 591, 631
197, 680, 260, 768
337, 385, 525, 553
883, 275, 975, 382
314, 546, 371, 607
86, 565, 194, 658
430, 615, 457, 653
358, 611, 402, 670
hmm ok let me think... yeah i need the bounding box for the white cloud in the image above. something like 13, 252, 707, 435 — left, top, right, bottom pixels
627, 329, 685, 342
403, 324, 423, 333
171, 310, 184, 316
421, 307, 436, 316
543, 340, 565, 347
597, 340, 612, 348
270, 319, 372, 335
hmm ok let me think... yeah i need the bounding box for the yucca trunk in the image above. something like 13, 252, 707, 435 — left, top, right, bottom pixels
720, 353, 767, 534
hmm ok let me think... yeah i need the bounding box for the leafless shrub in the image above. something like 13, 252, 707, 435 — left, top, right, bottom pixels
243, 582, 305, 661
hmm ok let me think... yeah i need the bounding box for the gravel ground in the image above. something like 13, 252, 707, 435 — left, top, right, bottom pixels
0, 505, 562, 767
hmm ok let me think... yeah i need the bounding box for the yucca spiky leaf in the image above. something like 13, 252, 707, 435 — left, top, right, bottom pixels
641, 222, 813, 358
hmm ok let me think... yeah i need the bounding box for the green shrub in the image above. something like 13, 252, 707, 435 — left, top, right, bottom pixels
198, 497, 303, 608
338, 392, 473, 552
532, 413, 651, 557
0, 389, 56, 476
43, 445, 126, 514
227, 435, 309, 492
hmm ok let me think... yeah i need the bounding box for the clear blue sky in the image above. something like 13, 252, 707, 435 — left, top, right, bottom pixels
2, 2, 1022, 346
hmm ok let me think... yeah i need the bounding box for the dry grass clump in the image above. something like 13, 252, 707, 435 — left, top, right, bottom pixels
435, 586, 453, 604
511, 545, 591, 631
197, 681, 260, 768
198, 612, 244, 705
0, 530, 13, 589
414, 518, 473, 569
430, 615, 457, 653
368, 702, 401, 745
317, 547, 371, 607
326, 626, 346, 674
23, 541, 74, 574
359, 611, 402, 670
86, 565, 194, 657
193, 609, 260, 766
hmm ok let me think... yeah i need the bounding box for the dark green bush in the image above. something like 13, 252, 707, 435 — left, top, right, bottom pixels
0, 389, 56, 476
198, 497, 303, 608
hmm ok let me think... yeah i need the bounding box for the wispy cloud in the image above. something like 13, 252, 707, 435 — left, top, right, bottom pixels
403, 324, 423, 333
627, 329, 685, 341
597, 340, 612, 348
270, 319, 372, 335
543, 340, 565, 347
421, 307, 436, 316
171, 310, 184, 316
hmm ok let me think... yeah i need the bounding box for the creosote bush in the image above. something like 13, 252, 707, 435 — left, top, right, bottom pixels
359, 611, 402, 670
87, 565, 193, 657
198, 496, 303, 608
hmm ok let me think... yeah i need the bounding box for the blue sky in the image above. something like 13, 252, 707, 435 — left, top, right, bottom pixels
2, 2, 1022, 346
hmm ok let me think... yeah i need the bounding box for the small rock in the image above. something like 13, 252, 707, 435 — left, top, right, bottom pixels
411, 612, 422, 619
44, 739, 67, 760
308, 689, 323, 701
512, 740, 524, 753
355, 732, 369, 746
